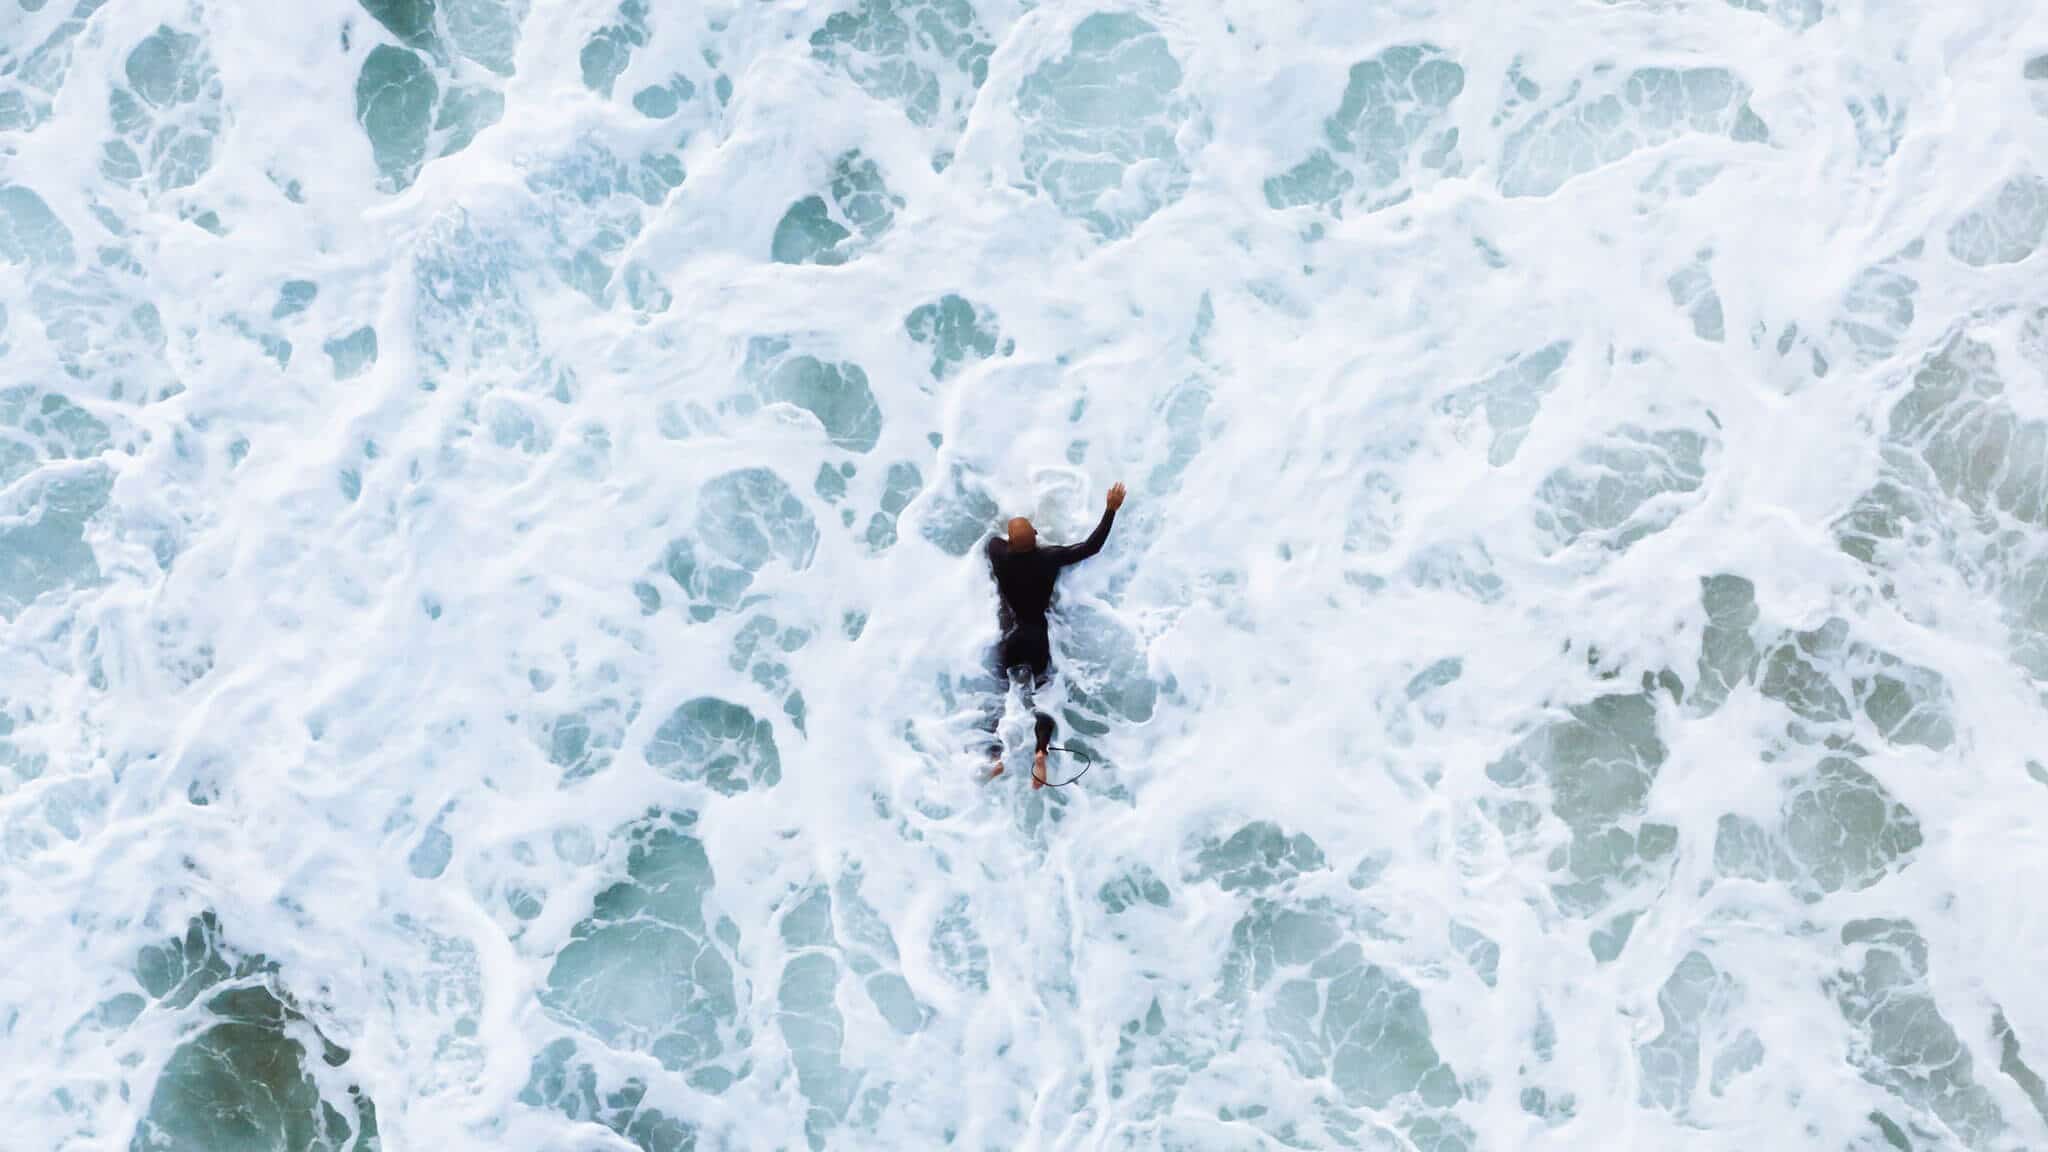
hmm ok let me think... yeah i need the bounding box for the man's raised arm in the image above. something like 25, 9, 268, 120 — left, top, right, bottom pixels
1049, 483, 1126, 567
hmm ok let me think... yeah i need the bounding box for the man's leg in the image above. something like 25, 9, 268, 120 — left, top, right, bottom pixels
980, 648, 1009, 780
1025, 668, 1056, 788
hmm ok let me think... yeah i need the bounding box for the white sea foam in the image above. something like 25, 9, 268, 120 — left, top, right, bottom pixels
5, 0, 2048, 1148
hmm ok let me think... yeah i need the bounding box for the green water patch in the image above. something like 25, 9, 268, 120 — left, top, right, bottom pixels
1016, 13, 1193, 240
1830, 920, 2006, 1146
1437, 340, 1570, 466
352, 0, 525, 191
1947, 174, 2048, 267
1217, 900, 1471, 1148
355, 45, 439, 190
1692, 574, 1760, 714
1499, 66, 1767, 198
324, 327, 380, 380
743, 338, 882, 453
129, 914, 379, 1152
0, 184, 75, 268
644, 697, 781, 795
903, 294, 1008, 381
1831, 244, 1920, 365
1713, 755, 1922, 897
538, 815, 746, 1095
811, 0, 993, 137
774, 882, 903, 1148
663, 468, 819, 619
915, 461, 997, 556
579, 0, 648, 97
1634, 951, 1764, 1113
0, 464, 111, 618
520, 1037, 697, 1152
1666, 251, 1726, 342
540, 696, 637, 783
1265, 44, 1464, 216
771, 151, 902, 266
1486, 692, 1677, 957
1190, 821, 1328, 892
101, 25, 222, 195
729, 614, 811, 732
0, 2, 108, 132
862, 462, 922, 553
1533, 425, 1709, 554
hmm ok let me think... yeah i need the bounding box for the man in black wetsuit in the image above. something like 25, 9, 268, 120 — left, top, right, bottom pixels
984, 481, 1125, 787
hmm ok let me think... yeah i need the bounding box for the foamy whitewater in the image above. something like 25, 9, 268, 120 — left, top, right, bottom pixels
5, 0, 2048, 1148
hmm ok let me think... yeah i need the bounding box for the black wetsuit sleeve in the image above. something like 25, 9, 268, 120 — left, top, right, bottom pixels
1044, 507, 1116, 567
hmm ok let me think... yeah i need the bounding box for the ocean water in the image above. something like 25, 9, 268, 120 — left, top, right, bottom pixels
4, 0, 2048, 1148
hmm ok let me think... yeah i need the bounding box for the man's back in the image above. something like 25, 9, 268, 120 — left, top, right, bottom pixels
986, 504, 1117, 640
987, 542, 1063, 633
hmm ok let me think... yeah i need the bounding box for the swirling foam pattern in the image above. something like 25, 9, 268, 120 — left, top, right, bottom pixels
5, 0, 2048, 1149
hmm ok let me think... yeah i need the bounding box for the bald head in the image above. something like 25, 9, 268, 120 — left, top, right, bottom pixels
1006, 517, 1037, 551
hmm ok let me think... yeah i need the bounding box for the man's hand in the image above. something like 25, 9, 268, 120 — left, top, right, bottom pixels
1106, 482, 1126, 512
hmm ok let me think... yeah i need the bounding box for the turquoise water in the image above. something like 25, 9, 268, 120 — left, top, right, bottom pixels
5, 1, 2048, 1149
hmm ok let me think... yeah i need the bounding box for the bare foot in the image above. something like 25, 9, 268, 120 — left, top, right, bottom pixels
1031, 749, 1049, 789
984, 759, 1005, 782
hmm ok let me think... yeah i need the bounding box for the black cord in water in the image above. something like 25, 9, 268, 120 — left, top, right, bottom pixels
1037, 745, 1094, 788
